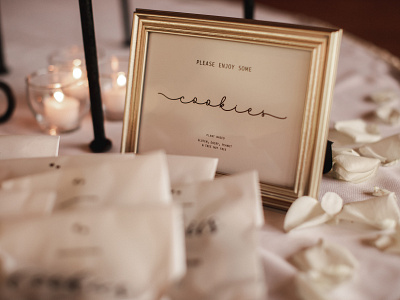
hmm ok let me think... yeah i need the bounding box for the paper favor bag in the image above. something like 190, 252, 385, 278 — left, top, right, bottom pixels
0, 189, 55, 218
166, 155, 218, 187
2, 151, 171, 210
0, 135, 60, 159
0, 152, 217, 187
0, 204, 185, 300
0, 153, 135, 183
169, 171, 266, 300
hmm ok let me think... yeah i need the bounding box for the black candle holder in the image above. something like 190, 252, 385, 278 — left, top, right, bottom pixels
78, 0, 112, 153
0, 81, 15, 123
244, 0, 255, 20
120, 0, 132, 47
0, 2, 8, 74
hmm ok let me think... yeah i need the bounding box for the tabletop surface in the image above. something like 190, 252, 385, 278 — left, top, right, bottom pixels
1, 1, 400, 299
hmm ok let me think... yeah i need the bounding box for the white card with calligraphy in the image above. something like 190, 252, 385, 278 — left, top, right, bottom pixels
140, 33, 310, 188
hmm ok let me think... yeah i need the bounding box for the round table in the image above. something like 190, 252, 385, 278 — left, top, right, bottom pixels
1, 1, 400, 299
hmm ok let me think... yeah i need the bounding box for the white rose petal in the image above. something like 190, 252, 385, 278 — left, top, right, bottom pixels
332, 164, 378, 183
321, 192, 344, 216
290, 240, 358, 292
284, 196, 331, 232
334, 119, 381, 143
335, 193, 400, 230
332, 147, 360, 157
357, 146, 387, 164
294, 273, 327, 300
364, 224, 400, 255
334, 154, 380, 173
376, 105, 400, 125
369, 90, 398, 104
358, 134, 400, 166
371, 234, 395, 250
331, 154, 380, 183
372, 186, 391, 196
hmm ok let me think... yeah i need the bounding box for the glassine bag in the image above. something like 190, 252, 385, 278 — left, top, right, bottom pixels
1, 151, 172, 210
0, 153, 215, 187
0, 153, 135, 183
168, 171, 266, 300
0, 204, 186, 300
166, 154, 218, 187
0, 189, 55, 218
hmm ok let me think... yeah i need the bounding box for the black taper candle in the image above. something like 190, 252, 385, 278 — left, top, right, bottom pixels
78, 0, 112, 153
323, 140, 334, 174
244, 0, 254, 20
120, 0, 131, 47
0, 3, 9, 74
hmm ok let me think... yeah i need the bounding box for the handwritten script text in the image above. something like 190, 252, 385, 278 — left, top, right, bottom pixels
158, 93, 287, 120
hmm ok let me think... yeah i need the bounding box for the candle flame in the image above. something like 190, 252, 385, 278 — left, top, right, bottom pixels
117, 73, 126, 87
54, 91, 64, 103
111, 56, 119, 71
72, 59, 82, 66
72, 67, 83, 79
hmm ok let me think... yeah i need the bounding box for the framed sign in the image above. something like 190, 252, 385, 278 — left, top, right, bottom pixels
121, 9, 342, 210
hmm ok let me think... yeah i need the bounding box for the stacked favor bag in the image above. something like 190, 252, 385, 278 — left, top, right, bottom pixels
0, 135, 267, 300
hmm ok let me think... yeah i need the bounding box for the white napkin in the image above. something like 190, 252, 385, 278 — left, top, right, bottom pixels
0, 135, 60, 159
290, 240, 358, 300
358, 134, 400, 166
334, 119, 381, 143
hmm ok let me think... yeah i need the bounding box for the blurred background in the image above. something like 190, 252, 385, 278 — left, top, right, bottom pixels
1, 0, 399, 95
256, 0, 400, 58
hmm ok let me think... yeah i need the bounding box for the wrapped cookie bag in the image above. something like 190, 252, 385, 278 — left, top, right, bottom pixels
1, 151, 171, 210
0, 204, 185, 300
168, 171, 266, 300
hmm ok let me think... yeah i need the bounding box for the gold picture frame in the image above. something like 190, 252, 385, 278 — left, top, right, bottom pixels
121, 9, 342, 210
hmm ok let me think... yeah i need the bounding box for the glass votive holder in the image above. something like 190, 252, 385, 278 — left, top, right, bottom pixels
48, 46, 89, 100
100, 55, 129, 121
26, 66, 90, 135
48, 45, 105, 69
48, 45, 107, 101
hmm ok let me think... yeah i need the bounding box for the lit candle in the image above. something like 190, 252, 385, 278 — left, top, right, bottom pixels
72, 59, 83, 78
102, 72, 127, 120
64, 60, 89, 101
43, 91, 80, 131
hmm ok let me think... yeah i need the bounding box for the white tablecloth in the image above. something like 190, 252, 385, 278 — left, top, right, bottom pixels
1, 1, 400, 299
